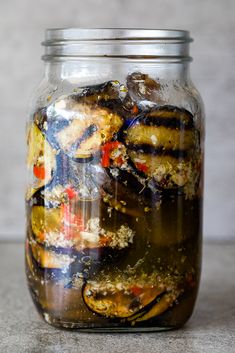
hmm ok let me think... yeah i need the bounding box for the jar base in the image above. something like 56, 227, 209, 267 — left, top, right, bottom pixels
42, 312, 179, 332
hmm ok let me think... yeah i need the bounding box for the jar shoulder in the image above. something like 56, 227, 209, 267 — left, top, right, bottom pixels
29, 75, 205, 127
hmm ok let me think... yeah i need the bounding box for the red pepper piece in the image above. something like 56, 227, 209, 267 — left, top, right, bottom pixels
131, 285, 143, 296
135, 162, 148, 173
132, 105, 139, 115
33, 165, 46, 180
101, 141, 121, 167
64, 186, 77, 200
38, 232, 46, 242
101, 149, 111, 167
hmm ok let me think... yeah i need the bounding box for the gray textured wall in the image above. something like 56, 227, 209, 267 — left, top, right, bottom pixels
0, 0, 234, 240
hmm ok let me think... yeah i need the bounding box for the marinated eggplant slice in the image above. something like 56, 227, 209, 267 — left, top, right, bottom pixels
128, 151, 195, 188
126, 124, 195, 151
102, 179, 151, 217
27, 182, 78, 208
31, 205, 135, 252
124, 106, 200, 196
83, 283, 162, 319
130, 291, 181, 323
30, 240, 75, 269
71, 80, 137, 118
82, 272, 183, 320
55, 102, 123, 158
31, 205, 92, 250
107, 167, 162, 206
126, 72, 161, 102
102, 141, 161, 205
140, 106, 194, 129
31, 206, 62, 244
125, 106, 195, 149
34, 108, 70, 149
26, 123, 56, 199
71, 81, 127, 105
102, 192, 144, 218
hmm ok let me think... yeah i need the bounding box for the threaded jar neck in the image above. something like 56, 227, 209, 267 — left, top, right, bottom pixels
42, 28, 193, 63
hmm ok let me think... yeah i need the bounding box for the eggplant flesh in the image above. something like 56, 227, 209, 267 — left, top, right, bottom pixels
126, 124, 195, 151
125, 106, 196, 152
56, 102, 123, 158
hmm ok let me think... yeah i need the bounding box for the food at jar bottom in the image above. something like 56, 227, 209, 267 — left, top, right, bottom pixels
26, 72, 202, 330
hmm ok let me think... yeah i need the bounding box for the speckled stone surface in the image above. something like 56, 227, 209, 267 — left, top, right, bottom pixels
0, 242, 234, 353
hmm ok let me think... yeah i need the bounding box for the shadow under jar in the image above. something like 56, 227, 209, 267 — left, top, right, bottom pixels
25, 28, 204, 332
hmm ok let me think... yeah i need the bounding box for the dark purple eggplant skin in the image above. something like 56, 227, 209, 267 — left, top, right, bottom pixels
71, 81, 122, 102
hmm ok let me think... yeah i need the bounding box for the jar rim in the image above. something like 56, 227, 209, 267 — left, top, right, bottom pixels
42, 28, 193, 62
44, 28, 192, 43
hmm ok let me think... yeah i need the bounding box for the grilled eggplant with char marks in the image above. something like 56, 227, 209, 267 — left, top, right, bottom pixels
100, 140, 161, 205
71, 80, 139, 119
50, 81, 137, 159
82, 271, 183, 322
55, 99, 123, 159
125, 106, 200, 196
33, 108, 70, 149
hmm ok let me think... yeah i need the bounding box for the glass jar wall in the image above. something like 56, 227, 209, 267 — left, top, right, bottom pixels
25, 29, 204, 331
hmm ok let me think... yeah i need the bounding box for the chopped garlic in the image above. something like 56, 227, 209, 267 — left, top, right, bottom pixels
80, 231, 100, 243
150, 135, 158, 145
134, 158, 146, 163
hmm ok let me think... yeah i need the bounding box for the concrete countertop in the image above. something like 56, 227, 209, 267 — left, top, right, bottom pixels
0, 242, 234, 353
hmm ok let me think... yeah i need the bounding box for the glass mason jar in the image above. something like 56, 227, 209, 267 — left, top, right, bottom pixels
25, 29, 204, 331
